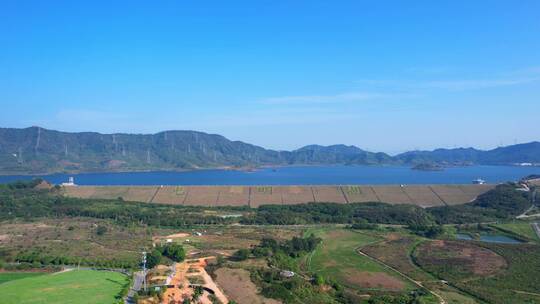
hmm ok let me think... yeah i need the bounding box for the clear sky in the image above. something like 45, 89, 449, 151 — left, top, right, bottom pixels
0, 1, 539, 154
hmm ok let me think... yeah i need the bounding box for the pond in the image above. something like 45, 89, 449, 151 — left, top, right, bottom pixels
456, 233, 523, 244
456, 233, 473, 240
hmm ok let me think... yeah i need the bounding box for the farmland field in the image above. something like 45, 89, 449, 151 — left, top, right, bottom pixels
0, 270, 128, 304
306, 228, 412, 292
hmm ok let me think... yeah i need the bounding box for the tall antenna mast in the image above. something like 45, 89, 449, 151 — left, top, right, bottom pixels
18, 147, 23, 164
34, 127, 41, 153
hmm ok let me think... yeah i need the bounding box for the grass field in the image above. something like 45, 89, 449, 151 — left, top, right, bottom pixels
0, 272, 46, 285
306, 228, 412, 292
0, 270, 128, 304
492, 221, 539, 242
362, 235, 435, 282
414, 240, 540, 304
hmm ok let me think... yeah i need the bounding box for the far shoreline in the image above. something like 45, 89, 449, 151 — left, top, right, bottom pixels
1, 162, 539, 177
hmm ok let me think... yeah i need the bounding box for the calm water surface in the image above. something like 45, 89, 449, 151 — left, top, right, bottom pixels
0, 165, 538, 186
456, 233, 523, 244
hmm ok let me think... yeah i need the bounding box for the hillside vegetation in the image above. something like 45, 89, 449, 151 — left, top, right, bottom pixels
1, 126, 539, 173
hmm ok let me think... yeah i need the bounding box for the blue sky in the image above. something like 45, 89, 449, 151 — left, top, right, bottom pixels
0, 1, 539, 154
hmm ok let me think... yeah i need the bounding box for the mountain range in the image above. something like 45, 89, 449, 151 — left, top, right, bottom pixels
0, 126, 539, 174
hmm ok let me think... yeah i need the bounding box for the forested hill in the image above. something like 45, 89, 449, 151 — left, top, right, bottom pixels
0, 127, 539, 174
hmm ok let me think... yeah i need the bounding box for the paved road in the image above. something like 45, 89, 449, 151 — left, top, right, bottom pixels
532, 222, 540, 240
126, 271, 144, 304
516, 204, 540, 219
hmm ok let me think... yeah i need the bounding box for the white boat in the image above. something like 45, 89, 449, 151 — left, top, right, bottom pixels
472, 178, 486, 185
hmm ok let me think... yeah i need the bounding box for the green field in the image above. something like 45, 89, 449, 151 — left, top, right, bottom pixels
414, 240, 540, 304
492, 221, 539, 242
0, 270, 128, 304
0, 272, 46, 285
306, 228, 413, 292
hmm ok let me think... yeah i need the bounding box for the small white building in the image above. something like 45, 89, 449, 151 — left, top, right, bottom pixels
280, 270, 295, 278
61, 177, 76, 186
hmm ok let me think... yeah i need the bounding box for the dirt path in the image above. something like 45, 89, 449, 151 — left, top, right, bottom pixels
162, 262, 192, 304
52, 268, 74, 275
196, 258, 229, 304
161, 257, 229, 304
513, 290, 540, 297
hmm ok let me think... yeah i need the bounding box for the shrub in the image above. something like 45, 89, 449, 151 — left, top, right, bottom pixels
96, 225, 108, 236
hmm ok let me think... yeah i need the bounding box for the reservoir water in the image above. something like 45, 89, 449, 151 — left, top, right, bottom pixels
456, 233, 523, 244
0, 165, 538, 186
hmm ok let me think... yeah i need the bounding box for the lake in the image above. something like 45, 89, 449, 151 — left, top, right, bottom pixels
0, 165, 538, 186
456, 233, 524, 244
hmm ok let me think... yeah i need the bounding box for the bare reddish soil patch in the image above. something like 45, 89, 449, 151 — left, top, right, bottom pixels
344, 270, 405, 291
215, 268, 280, 304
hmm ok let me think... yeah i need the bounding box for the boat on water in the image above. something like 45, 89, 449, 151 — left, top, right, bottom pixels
472, 178, 486, 184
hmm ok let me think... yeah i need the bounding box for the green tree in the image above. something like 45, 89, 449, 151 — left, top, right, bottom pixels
192, 286, 204, 301
161, 243, 186, 262
232, 249, 250, 261
314, 274, 325, 286
146, 249, 162, 269
96, 225, 107, 236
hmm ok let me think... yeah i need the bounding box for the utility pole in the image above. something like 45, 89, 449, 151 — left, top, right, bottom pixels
142, 251, 147, 292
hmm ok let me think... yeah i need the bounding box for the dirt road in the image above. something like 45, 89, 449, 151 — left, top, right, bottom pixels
161, 257, 228, 304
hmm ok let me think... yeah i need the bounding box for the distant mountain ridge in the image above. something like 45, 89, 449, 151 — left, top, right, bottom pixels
0, 126, 539, 174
